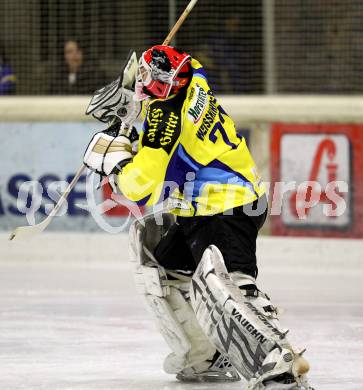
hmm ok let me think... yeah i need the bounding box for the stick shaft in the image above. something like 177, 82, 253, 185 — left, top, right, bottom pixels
163, 0, 198, 45
50, 164, 86, 218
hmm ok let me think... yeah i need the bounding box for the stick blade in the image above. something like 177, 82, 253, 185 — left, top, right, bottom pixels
9, 219, 50, 241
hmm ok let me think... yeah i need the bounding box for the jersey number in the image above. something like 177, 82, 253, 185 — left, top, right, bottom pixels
209, 105, 238, 150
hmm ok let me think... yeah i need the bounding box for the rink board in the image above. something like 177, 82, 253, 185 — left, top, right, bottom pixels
0, 122, 144, 233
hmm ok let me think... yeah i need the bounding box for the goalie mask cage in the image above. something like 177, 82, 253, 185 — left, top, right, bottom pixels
1, 0, 363, 95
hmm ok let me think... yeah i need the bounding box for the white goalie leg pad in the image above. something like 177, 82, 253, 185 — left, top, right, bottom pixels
138, 277, 216, 374
129, 214, 216, 374
190, 245, 309, 384
129, 213, 176, 268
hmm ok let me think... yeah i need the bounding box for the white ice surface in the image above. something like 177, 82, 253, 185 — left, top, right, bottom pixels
0, 233, 362, 390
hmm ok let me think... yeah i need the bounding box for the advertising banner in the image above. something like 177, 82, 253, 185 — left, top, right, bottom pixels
0, 122, 143, 233
270, 124, 363, 238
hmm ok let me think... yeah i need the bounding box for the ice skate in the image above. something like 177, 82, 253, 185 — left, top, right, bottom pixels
176, 351, 240, 382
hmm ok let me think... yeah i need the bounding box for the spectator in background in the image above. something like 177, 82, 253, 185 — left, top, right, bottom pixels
50, 39, 106, 95
0, 46, 16, 95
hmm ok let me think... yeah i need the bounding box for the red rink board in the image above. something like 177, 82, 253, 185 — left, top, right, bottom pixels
270, 123, 363, 238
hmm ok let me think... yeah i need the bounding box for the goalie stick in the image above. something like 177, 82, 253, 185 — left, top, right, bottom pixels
9, 0, 198, 241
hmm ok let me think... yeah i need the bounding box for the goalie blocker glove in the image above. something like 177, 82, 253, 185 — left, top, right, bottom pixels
83, 121, 138, 177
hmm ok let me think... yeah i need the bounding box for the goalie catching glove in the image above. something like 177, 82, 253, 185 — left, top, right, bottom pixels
83, 121, 139, 176
86, 51, 141, 127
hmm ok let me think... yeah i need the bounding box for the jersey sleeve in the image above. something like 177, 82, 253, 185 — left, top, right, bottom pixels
117, 98, 182, 206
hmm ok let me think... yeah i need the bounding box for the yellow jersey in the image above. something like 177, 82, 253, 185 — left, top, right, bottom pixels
117, 59, 265, 216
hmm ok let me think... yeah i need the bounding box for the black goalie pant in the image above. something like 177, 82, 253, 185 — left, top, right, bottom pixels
154, 196, 268, 279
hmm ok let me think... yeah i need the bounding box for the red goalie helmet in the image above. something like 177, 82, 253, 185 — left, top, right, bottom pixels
135, 45, 191, 101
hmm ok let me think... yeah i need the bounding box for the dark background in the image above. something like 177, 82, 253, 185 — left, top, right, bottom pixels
1, 0, 363, 95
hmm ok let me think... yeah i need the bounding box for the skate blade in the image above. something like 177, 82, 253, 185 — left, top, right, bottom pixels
176, 371, 240, 383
